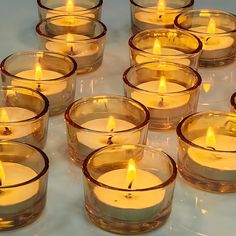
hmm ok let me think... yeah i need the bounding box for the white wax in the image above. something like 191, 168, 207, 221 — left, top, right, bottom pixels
14, 69, 66, 96
131, 81, 190, 109
0, 107, 37, 140
77, 118, 140, 150
94, 169, 165, 209
0, 162, 39, 206
136, 47, 190, 66
190, 26, 234, 51
46, 34, 98, 57
188, 134, 236, 170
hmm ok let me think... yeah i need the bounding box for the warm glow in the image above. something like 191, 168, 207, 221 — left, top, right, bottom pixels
66, 33, 74, 49
0, 161, 5, 185
158, 76, 167, 93
203, 83, 211, 93
66, 0, 74, 12
206, 126, 216, 149
153, 39, 162, 54
0, 109, 9, 123
207, 18, 216, 34
127, 159, 136, 188
106, 116, 116, 132
35, 63, 42, 81
157, 0, 166, 12
6, 90, 16, 97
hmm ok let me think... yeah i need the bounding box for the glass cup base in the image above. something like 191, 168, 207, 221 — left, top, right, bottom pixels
76, 58, 103, 74
199, 56, 235, 68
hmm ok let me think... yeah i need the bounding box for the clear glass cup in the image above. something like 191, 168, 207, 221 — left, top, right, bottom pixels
64, 95, 150, 166
0, 141, 49, 230
231, 92, 236, 112
82, 144, 177, 234
1, 51, 77, 116
36, 15, 107, 74
0, 86, 49, 149
129, 28, 202, 70
37, 0, 103, 20
177, 111, 236, 192
174, 9, 236, 67
130, 0, 194, 33
123, 61, 201, 130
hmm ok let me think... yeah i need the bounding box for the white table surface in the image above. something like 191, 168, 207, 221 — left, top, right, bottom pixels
0, 0, 236, 235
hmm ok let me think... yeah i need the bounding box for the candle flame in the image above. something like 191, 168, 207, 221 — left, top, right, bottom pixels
66, 0, 74, 12
0, 161, 5, 186
35, 63, 42, 81
207, 18, 216, 34
66, 33, 74, 51
206, 126, 216, 149
153, 39, 161, 54
158, 76, 167, 93
157, 0, 166, 12
0, 109, 9, 123
203, 83, 211, 93
127, 159, 136, 189
106, 116, 116, 132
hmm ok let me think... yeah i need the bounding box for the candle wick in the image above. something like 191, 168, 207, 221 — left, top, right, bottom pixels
107, 135, 113, 145
36, 83, 41, 92
205, 37, 211, 44
158, 97, 164, 107
158, 14, 163, 19
2, 127, 11, 136
128, 181, 133, 189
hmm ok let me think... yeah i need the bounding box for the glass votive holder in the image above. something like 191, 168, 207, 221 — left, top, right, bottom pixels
123, 61, 201, 130
64, 95, 150, 166
177, 111, 236, 193
82, 144, 177, 234
0, 86, 49, 149
130, 0, 194, 33
174, 9, 236, 67
36, 15, 107, 74
0, 141, 49, 231
231, 92, 236, 112
1, 51, 77, 116
37, 0, 103, 21
129, 28, 202, 70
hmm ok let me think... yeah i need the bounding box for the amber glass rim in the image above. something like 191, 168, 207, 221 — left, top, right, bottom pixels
37, 0, 103, 11
0, 141, 49, 189
174, 9, 236, 35
1, 50, 77, 82
83, 144, 177, 191
64, 95, 150, 133
36, 15, 107, 41
176, 111, 236, 153
231, 92, 236, 109
0, 86, 49, 123
130, 0, 194, 12
123, 61, 202, 95
129, 28, 203, 57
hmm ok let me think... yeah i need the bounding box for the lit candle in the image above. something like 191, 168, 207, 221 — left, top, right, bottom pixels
93, 158, 165, 221
187, 126, 236, 181
13, 61, 66, 96
0, 161, 39, 206
136, 38, 190, 66
0, 107, 38, 140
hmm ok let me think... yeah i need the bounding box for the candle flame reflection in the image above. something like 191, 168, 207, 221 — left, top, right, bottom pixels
106, 116, 116, 132
127, 159, 136, 189
66, 0, 74, 12
158, 76, 167, 93
0, 109, 9, 123
157, 0, 166, 12
207, 18, 216, 34
35, 63, 43, 81
153, 39, 161, 54
206, 126, 216, 150
0, 161, 5, 186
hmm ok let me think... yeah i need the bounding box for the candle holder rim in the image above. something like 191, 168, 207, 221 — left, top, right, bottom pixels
36, 15, 107, 41
37, 0, 103, 11
82, 144, 177, 192
0, 86, 49, 124
176, 111, 236, 153
123, 61, 202, 95
230, 92, 236, 109
0, 141, 49, 189
174, 9, 236, 35
64, 95, 150, 133
129, 28, 203, 56
0, 50, 77, 82
130, 0, 194, 11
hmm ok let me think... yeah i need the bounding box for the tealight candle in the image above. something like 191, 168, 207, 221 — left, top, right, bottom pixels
231, 92, 236, 112
65, 96, 150, 166
1, 51, 77, 115
0, 86, 49, 149
123, 61, 201, 130
129, 28, 202, 70
130, 0, 194, 33
0, 141, 49, 230
82, 144, 177, 234
36, 16, 107, 74
177, 111, 236, 192
174, 10, 236, 67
